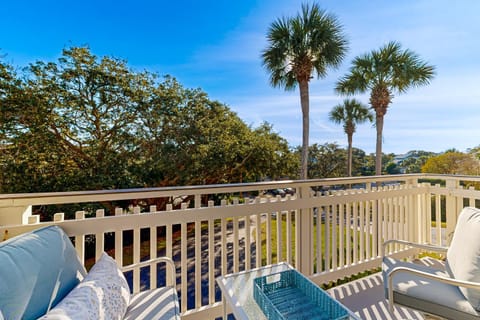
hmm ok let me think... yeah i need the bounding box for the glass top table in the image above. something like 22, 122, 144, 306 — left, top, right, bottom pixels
216, 262, 360, 320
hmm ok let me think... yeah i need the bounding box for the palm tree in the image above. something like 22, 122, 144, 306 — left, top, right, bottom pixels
335, 41, 435, 176
329, 99, 373, 176
262, 3, 348, 179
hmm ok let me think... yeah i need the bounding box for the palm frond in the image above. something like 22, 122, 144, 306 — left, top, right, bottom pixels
262, 3, 348, 90
336, 41, 435, 97
329, 98, 372, 135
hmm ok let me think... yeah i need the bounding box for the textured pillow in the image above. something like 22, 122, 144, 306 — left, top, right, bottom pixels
39, 252, 130, 320
446, 207, 480, 310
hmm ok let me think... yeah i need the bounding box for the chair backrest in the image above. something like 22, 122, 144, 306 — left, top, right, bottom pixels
0, 225, 87, 320
447, 206, 480, 311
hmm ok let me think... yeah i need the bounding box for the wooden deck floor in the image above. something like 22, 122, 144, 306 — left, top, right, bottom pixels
327, 258, 445, 320
328, 273, 424, 319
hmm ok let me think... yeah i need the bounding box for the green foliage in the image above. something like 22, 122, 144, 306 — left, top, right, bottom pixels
336, 42, 435, 96
305, 143, 347, 179
328, 99, 373, 135
385, 162, 401, 174
261, 3, 348, 90
297, 144, 387, 179
244, 123, 299, 181
0, 47, 299, 198
397, 151, 436, 173
352, 149, 374, 176
422, 151, 480, 175
329, 99, 373, 176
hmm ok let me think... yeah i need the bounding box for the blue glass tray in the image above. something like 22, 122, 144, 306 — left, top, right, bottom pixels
253, 269, 350, 320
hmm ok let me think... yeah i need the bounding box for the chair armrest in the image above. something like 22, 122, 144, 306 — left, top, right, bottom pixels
121, 256, 176, 287
387, 266, 480, 312
382, 239, 448, 258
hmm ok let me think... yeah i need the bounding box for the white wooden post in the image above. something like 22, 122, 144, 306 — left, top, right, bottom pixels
297, 185, 313, 275
0, 205, 32, 225
445, 178, 459, 245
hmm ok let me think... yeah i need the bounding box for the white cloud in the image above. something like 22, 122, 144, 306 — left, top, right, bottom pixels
178, 1, 480, 155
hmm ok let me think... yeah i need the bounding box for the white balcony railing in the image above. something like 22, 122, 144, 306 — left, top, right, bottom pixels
1, 174, 479, 319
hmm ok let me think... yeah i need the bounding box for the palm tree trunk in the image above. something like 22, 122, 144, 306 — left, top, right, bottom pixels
299, 80, 309, 180
347, 133, 353, 177
375, 113, 384, 176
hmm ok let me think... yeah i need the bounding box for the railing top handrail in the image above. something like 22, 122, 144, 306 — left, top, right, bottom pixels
0, 173, 476, 207
420, 173, 480, 182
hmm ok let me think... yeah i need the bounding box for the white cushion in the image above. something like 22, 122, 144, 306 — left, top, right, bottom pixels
39, 252, 130, 320
447, 207, 480, 310
124, 287, 180, 320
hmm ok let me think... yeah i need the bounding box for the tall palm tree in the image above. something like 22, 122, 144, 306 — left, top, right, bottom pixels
262, 3, 348, 179
329, 99, 373, 176
335, 41, 435, 176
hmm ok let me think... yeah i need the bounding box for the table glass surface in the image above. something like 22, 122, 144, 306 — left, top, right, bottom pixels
216, 262, 360, 320
216, 262, 292, 320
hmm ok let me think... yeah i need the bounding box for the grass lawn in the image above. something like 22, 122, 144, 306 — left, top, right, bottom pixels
258, 212, 380, 288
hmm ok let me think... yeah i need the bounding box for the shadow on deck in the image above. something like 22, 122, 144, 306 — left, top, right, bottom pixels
327, 258, 445, 320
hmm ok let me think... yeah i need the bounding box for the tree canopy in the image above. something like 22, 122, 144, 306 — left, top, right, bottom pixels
422, 151, 480, 175
0, 47, 297, 193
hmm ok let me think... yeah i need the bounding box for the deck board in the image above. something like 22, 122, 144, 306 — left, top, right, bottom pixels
328, 273, 423, 319
327, 258, 445, 320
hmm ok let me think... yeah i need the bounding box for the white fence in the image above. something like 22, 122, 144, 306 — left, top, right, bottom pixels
1, 174, 480, 319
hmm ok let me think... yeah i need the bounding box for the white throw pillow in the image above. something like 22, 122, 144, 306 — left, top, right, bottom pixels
39, 252, 130, 320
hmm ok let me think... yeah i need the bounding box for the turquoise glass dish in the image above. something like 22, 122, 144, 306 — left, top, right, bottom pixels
253, 269, 350, 320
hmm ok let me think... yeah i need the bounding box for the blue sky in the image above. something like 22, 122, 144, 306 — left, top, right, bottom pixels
2, 0, 480, 154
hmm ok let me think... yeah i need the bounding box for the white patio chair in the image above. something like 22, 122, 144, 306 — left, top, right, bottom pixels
382, 206, 480, 320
